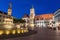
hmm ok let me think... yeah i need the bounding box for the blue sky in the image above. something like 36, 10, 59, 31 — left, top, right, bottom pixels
0, 0, 60, 18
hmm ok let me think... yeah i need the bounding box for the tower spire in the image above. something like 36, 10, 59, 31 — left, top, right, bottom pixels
9, 2, 12, 9
8, 2, 12, 16
30, 5, 35, 18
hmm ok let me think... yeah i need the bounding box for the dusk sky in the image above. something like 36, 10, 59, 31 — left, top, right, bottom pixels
0, 0, 60, 18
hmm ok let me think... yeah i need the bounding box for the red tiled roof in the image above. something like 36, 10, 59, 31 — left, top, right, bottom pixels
35, 14, 54, 20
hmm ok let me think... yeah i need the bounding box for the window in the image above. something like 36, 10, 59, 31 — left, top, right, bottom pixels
55, 14, 60, 17
52, 21, 55, 24
55, 11, 60, 15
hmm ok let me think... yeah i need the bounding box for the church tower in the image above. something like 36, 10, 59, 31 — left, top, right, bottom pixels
29, 6, 35, 30
30, 6, 35, 19
8, 2, 12, 16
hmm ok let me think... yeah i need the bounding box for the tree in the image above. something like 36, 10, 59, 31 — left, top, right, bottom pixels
13, 18, 26, 23
18, 19, 26, 23
13, 18, 18, 23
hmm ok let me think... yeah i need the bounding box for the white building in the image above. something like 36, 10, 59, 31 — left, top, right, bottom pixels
54, 9, 60, 27
22, 14, 29, 27
35, 20, 46, 27
35, 14, 54, 27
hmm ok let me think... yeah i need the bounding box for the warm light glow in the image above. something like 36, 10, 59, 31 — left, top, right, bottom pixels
30, 24, 34, 27
24, 29, 28, 32
49, 24, 52, 27
21, 29, 24, 33
0, 30, 3, 35
16, 25, 20, 28
24, 30, 27, 32
4, 18, 13, 22
26, 29, 28, 32
30, 24, 34, 30
17, 29, 20, 34
4, 25, 13, 29
12, 30, 16, 34
5, 30, 10, 35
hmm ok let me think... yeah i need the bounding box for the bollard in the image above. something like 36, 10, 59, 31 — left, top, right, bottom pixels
17, 29, 20, 34
21, 29, 24, 33
12, 30, 16, 34
0, 30, 3, 35
5, 30, 10, 35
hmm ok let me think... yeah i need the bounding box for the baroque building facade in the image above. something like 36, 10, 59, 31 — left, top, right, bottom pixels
0, 2, 13, 29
